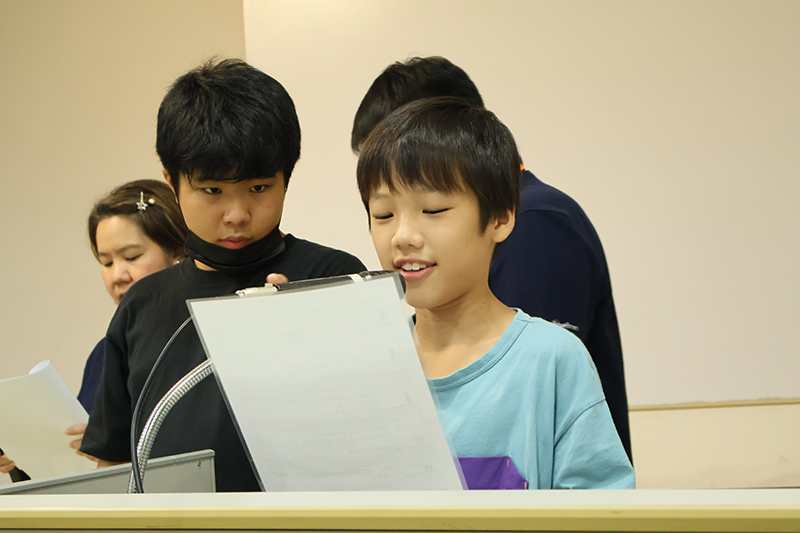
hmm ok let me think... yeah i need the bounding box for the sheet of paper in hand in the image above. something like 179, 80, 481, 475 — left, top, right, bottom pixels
0, 361, 93, 481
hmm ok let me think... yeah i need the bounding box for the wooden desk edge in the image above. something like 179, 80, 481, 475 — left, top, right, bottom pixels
2, 505, 800, 532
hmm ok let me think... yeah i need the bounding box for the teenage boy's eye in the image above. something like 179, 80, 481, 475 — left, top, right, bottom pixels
251, 184, 270, 193
203, 187, 222, 195
423, 208, 450, 215
372, 213, 393, 221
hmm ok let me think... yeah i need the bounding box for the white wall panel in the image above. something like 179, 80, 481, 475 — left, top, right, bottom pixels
244, 0, 800, 406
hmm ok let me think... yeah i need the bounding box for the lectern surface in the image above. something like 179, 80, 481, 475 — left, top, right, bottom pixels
1, 489, 799, 532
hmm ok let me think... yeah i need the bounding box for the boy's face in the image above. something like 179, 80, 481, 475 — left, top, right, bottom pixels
166, 170, 286, 251
368, 179, 513, 311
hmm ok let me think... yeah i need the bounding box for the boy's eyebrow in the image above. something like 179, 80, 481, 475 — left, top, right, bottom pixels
193, 174, 281, 185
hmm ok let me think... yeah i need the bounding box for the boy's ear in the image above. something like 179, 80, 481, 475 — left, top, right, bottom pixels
162, 168, 178, 200
489, 209, 516, 244
162, 168, 173, 190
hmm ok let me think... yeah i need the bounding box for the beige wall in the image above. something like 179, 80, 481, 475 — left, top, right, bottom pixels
631, 401, 800, 488
243, 0, 800, 407
242, 0, 800, 488
0, 0, 245, 392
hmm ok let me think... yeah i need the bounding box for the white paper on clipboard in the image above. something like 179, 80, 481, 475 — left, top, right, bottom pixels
188, 275, 464, 491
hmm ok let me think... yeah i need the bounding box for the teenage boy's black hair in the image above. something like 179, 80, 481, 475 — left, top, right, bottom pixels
351, 56, 483, 152
357, 97, 520, 231
156, 58, 301, 192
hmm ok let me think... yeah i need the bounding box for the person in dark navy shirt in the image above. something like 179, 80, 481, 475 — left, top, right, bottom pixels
79, 179, 190, 414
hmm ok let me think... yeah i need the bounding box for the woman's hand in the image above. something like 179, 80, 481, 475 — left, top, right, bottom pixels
65, 423, 87, 452
65, 423, 100, 463
0, 451, 16, 475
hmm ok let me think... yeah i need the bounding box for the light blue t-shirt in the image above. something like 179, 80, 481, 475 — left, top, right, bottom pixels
428, 310, 635, 489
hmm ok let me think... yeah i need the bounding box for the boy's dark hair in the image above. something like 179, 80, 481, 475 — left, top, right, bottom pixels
357, 97, 520, 231
156, 58, 301, 192
88, 179, 189, 261
351, 56, 483, 152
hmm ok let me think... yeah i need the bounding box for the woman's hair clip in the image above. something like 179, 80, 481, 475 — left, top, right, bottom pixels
136, 191, 156, 211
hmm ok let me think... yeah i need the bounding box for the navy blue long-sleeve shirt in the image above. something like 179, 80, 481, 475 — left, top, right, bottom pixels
489, 170, 631, 460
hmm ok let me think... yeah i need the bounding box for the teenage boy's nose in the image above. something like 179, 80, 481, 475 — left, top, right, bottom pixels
223, 199, 251, 226
392, 214, 423, 249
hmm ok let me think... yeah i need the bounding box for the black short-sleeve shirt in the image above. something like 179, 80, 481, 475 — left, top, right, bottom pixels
82, 235, 366, 492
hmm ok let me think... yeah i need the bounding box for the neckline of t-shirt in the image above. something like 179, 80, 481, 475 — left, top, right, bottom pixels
427, 309, 527, 392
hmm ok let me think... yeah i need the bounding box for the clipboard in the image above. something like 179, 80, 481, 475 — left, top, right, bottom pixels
187, 273, 464, 491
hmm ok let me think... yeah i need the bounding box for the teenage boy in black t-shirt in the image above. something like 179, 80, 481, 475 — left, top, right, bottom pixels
81, 59, 364, 492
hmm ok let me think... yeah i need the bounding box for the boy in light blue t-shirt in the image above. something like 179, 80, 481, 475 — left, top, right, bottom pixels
356, 97, 634, 489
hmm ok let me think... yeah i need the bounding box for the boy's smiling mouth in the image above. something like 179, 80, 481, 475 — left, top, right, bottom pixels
395, 259, 435, 280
